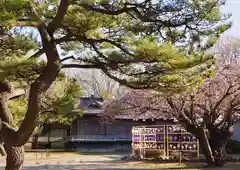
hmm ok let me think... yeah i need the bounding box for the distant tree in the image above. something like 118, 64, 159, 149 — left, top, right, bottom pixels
105, 66, 240, 167
71, 69, 128, 99
39, 77, 82, 125
214, 36, 240, 66
0, 0, 230, 169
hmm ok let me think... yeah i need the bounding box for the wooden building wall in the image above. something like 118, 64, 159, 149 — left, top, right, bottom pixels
71, 115, 172, 138
68, 115, 175, 152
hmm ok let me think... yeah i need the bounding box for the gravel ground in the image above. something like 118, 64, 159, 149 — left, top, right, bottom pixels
0, 153, 149, 170
0, 153, 240, 170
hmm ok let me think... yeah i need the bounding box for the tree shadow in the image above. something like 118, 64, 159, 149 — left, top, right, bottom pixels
0, 161, 148, 170
164, 166, 203, 170
163, 162, 240, 170
0, 159, 239, 170
24, 164, 149, 170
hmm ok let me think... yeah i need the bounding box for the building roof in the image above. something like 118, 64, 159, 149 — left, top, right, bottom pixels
77, 95, 103, 109
76, 95, 176, 121
114, 112, 177, 122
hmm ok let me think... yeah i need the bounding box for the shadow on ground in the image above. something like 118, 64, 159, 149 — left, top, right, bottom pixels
0, 164, 149, 170
0, 156, 240, 170
162, 162, 240, 170
0, 162, 239, 170
0, 160, 151, 170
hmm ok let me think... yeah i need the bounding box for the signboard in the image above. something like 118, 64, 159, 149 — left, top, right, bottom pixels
166, 125, 199, 159
132, 125, 199, 160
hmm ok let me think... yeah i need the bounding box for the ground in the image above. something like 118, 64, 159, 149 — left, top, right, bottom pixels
0, 152, 240, 170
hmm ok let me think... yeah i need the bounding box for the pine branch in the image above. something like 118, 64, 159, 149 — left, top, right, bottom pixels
47, 0, 70, 34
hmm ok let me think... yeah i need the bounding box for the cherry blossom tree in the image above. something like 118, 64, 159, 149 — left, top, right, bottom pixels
104, 66, 240, 166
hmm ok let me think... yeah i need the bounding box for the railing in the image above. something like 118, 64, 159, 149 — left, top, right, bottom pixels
65, 135, 131, 142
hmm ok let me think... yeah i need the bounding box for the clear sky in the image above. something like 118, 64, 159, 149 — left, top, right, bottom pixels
221, 0, 240, 36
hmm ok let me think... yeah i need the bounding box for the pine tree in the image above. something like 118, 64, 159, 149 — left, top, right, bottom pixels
9, 77, 82, 128
0, 0, 231, 169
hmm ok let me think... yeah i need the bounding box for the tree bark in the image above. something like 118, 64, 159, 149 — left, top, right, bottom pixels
184, 121, 232, 167
4, 144, 24, 170
184, 125, 217, 166
0, 1, 68, 168
198, 128, 215, 166
0, 23, 61, 169
213, 146, 226, 167
195, 126, 232, 167
207, 127, 231, 167
0, 82, 24, 170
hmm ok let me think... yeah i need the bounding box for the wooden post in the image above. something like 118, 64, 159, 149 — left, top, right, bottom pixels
197, 139, 199, 159
166, 125, 169, 159
179, 126, 182, 165
46, 148, 50, 158
140, 127, 143, 159
179, 151, 182, 165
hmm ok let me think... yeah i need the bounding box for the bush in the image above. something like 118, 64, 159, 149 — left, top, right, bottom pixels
51, 141, 64, 149
226, 140, 240, 154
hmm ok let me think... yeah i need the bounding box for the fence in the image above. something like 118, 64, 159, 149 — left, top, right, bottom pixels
65, 135, 131, 142
132, 124, 199, 160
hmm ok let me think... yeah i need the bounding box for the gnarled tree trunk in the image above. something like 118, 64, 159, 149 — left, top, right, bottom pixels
4, 144, 24, 170
184, 124, 218, 166
0, 26, 60, 167
186, 126, 229, 167
207, 127, 232, 167
0, 3, 66, 168
0, 81, 24, 170
196, 126, 232, 167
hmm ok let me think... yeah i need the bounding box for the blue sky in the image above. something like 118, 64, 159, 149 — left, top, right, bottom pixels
221, 0, 240, 36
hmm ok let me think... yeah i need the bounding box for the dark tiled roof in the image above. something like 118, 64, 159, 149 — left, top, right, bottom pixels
79, 98, 93, 107
77, 95, 103, 109
76, 95, 176, 121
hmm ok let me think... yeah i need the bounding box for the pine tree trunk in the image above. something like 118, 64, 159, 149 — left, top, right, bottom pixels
4, 144, 24, 170
0, 81, 24, 170
0, 23, 63, 170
